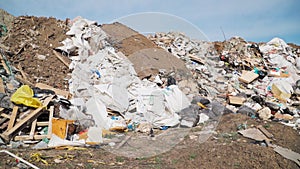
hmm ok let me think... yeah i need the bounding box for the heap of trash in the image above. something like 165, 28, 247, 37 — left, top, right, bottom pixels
0, 15, 300, 154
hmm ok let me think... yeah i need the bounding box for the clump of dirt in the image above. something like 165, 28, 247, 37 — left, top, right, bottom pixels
2, 16, 70, 90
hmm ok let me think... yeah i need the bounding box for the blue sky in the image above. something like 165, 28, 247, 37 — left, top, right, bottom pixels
1, 0, 299, 44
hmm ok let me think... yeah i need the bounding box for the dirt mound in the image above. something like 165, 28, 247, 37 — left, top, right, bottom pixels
2, 16, 70, 90
102, 22, 192, 80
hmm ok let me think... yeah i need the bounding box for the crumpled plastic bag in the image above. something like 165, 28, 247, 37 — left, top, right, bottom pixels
10, 85, 43, 108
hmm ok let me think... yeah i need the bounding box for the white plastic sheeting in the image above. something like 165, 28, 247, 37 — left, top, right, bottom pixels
260, 37, 300, 82
57, 17, 191, 138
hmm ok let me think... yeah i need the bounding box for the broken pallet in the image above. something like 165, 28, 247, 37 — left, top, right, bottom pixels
0, 95, 54, 142
14, 106, 54, 141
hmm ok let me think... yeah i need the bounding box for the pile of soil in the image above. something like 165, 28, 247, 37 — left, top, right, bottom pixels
101, 23, 192, 79
1, 16, 71, 90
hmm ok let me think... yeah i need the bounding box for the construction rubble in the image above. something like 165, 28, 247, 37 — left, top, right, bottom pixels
0, 11, 300, 167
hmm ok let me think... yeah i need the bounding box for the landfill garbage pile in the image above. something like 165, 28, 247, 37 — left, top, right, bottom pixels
0, 12, 300, 167
149, 32, 300, 128
0, 16, 213, 152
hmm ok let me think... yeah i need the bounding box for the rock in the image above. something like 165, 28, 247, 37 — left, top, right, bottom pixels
258, 107, 272, 120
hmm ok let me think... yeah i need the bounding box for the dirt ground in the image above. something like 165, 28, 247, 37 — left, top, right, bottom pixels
1, 113, 299, 169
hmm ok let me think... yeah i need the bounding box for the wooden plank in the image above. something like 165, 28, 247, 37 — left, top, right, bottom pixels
7, 106, 18, 130
189, 54, 205, 65
14, 134, 48, 141
1, 114, 47, 124
0, 95, 54, 142
257, 125, 274, 139
0, 78, 5, 93
35, 83, 70, 98
1, 113, 10, 119
47, 106, 54, 138
53, 50, 70, 68
29, 119, 37, 140
36, 122, 49, 126
238, 71, 259, 84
